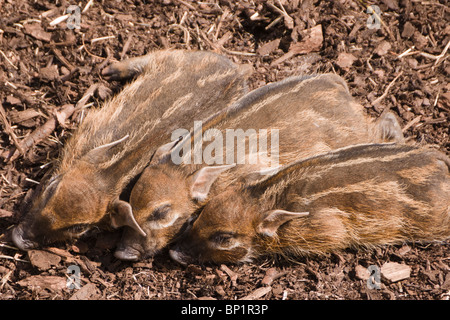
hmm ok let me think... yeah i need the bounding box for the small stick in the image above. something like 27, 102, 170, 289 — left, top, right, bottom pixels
49, 14, 69, 26
8, 104, 75, 162
74, 83, 99, 112
176, 0, 196, 11
265, 16, 283, 30
25, 178, 40, 185
167, 24, 191, 49
0, 254, 30, 263
90, 35, 116, 44
372, 71, 403, 106
82, 0, 94, 13
0, 243, 19, 250
433, 39, 450, 66
261, 267, 287, 286
397, 46, 415, 59
81, 34, 107, 61
51, 46, 75, 71
402, 115, 422, 132
0, 102, 24, 154
200, 31, 256, 56
59, 66, 79, 82
214, 8, 229, 40
434, 89, 440, 107
179, 11, 188, 26
0, 50, 18, 70
267, 0, 294, 29
97, 47, 113, 72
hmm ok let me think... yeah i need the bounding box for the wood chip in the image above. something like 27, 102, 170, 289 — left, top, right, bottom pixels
271, 25, 323, 65
375, 40, 392, 56
28, 250, 61, 271
5, 95, 21, 105
17, 275, 66, 291
8, 109, 41, 124
215, 285, 226, 296
261, 267, 287, 286
55, 104, 75, 127
382, 0, 399, 10
40, 65, 59, 81
402, 21, 415, 39
239, 286, 272, 300
381, 262, 411, 283
43, 248, 76, 264
336, 52, 357, 69
220, 264, 238, 287
398, 245, 411, 256
0, 209, 13, 218
355, 265, 371, 281
69, 283, 100, 300
290, 24, 323, 54
257, 39, 281, 56
24, 23, 52, 42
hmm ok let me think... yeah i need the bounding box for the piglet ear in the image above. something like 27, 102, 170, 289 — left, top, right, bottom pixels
190, 164, 236, 202
375, 111, 405, 143
110, 199, 147, 237
150, 137, 183, 165
257, 210, 309, 237
237, 64, 253, 78
83, 135, 129, 163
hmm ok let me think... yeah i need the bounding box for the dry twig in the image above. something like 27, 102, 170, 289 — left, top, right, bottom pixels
8, 104, 75, 162
0, 102, 24, 155
372, 71, 403, 106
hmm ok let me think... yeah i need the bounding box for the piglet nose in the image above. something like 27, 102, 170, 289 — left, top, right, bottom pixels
114, 245, 142, 261
11, 225, 38, 251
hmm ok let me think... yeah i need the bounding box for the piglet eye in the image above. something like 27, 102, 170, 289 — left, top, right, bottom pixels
66, 223, 89, 234
149, 204, 172, 221
210, 232, 235, 246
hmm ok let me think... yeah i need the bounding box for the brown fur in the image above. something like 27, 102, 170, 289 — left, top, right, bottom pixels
170, 144, 450, 264
115, 73, 405, 261
12, 49, 251, 250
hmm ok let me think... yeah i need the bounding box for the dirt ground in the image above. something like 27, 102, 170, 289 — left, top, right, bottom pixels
0, 0, 449, 301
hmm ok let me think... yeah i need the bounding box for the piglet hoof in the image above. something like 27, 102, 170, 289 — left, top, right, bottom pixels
101, 64, 127, 81
11, 225, 38, 251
